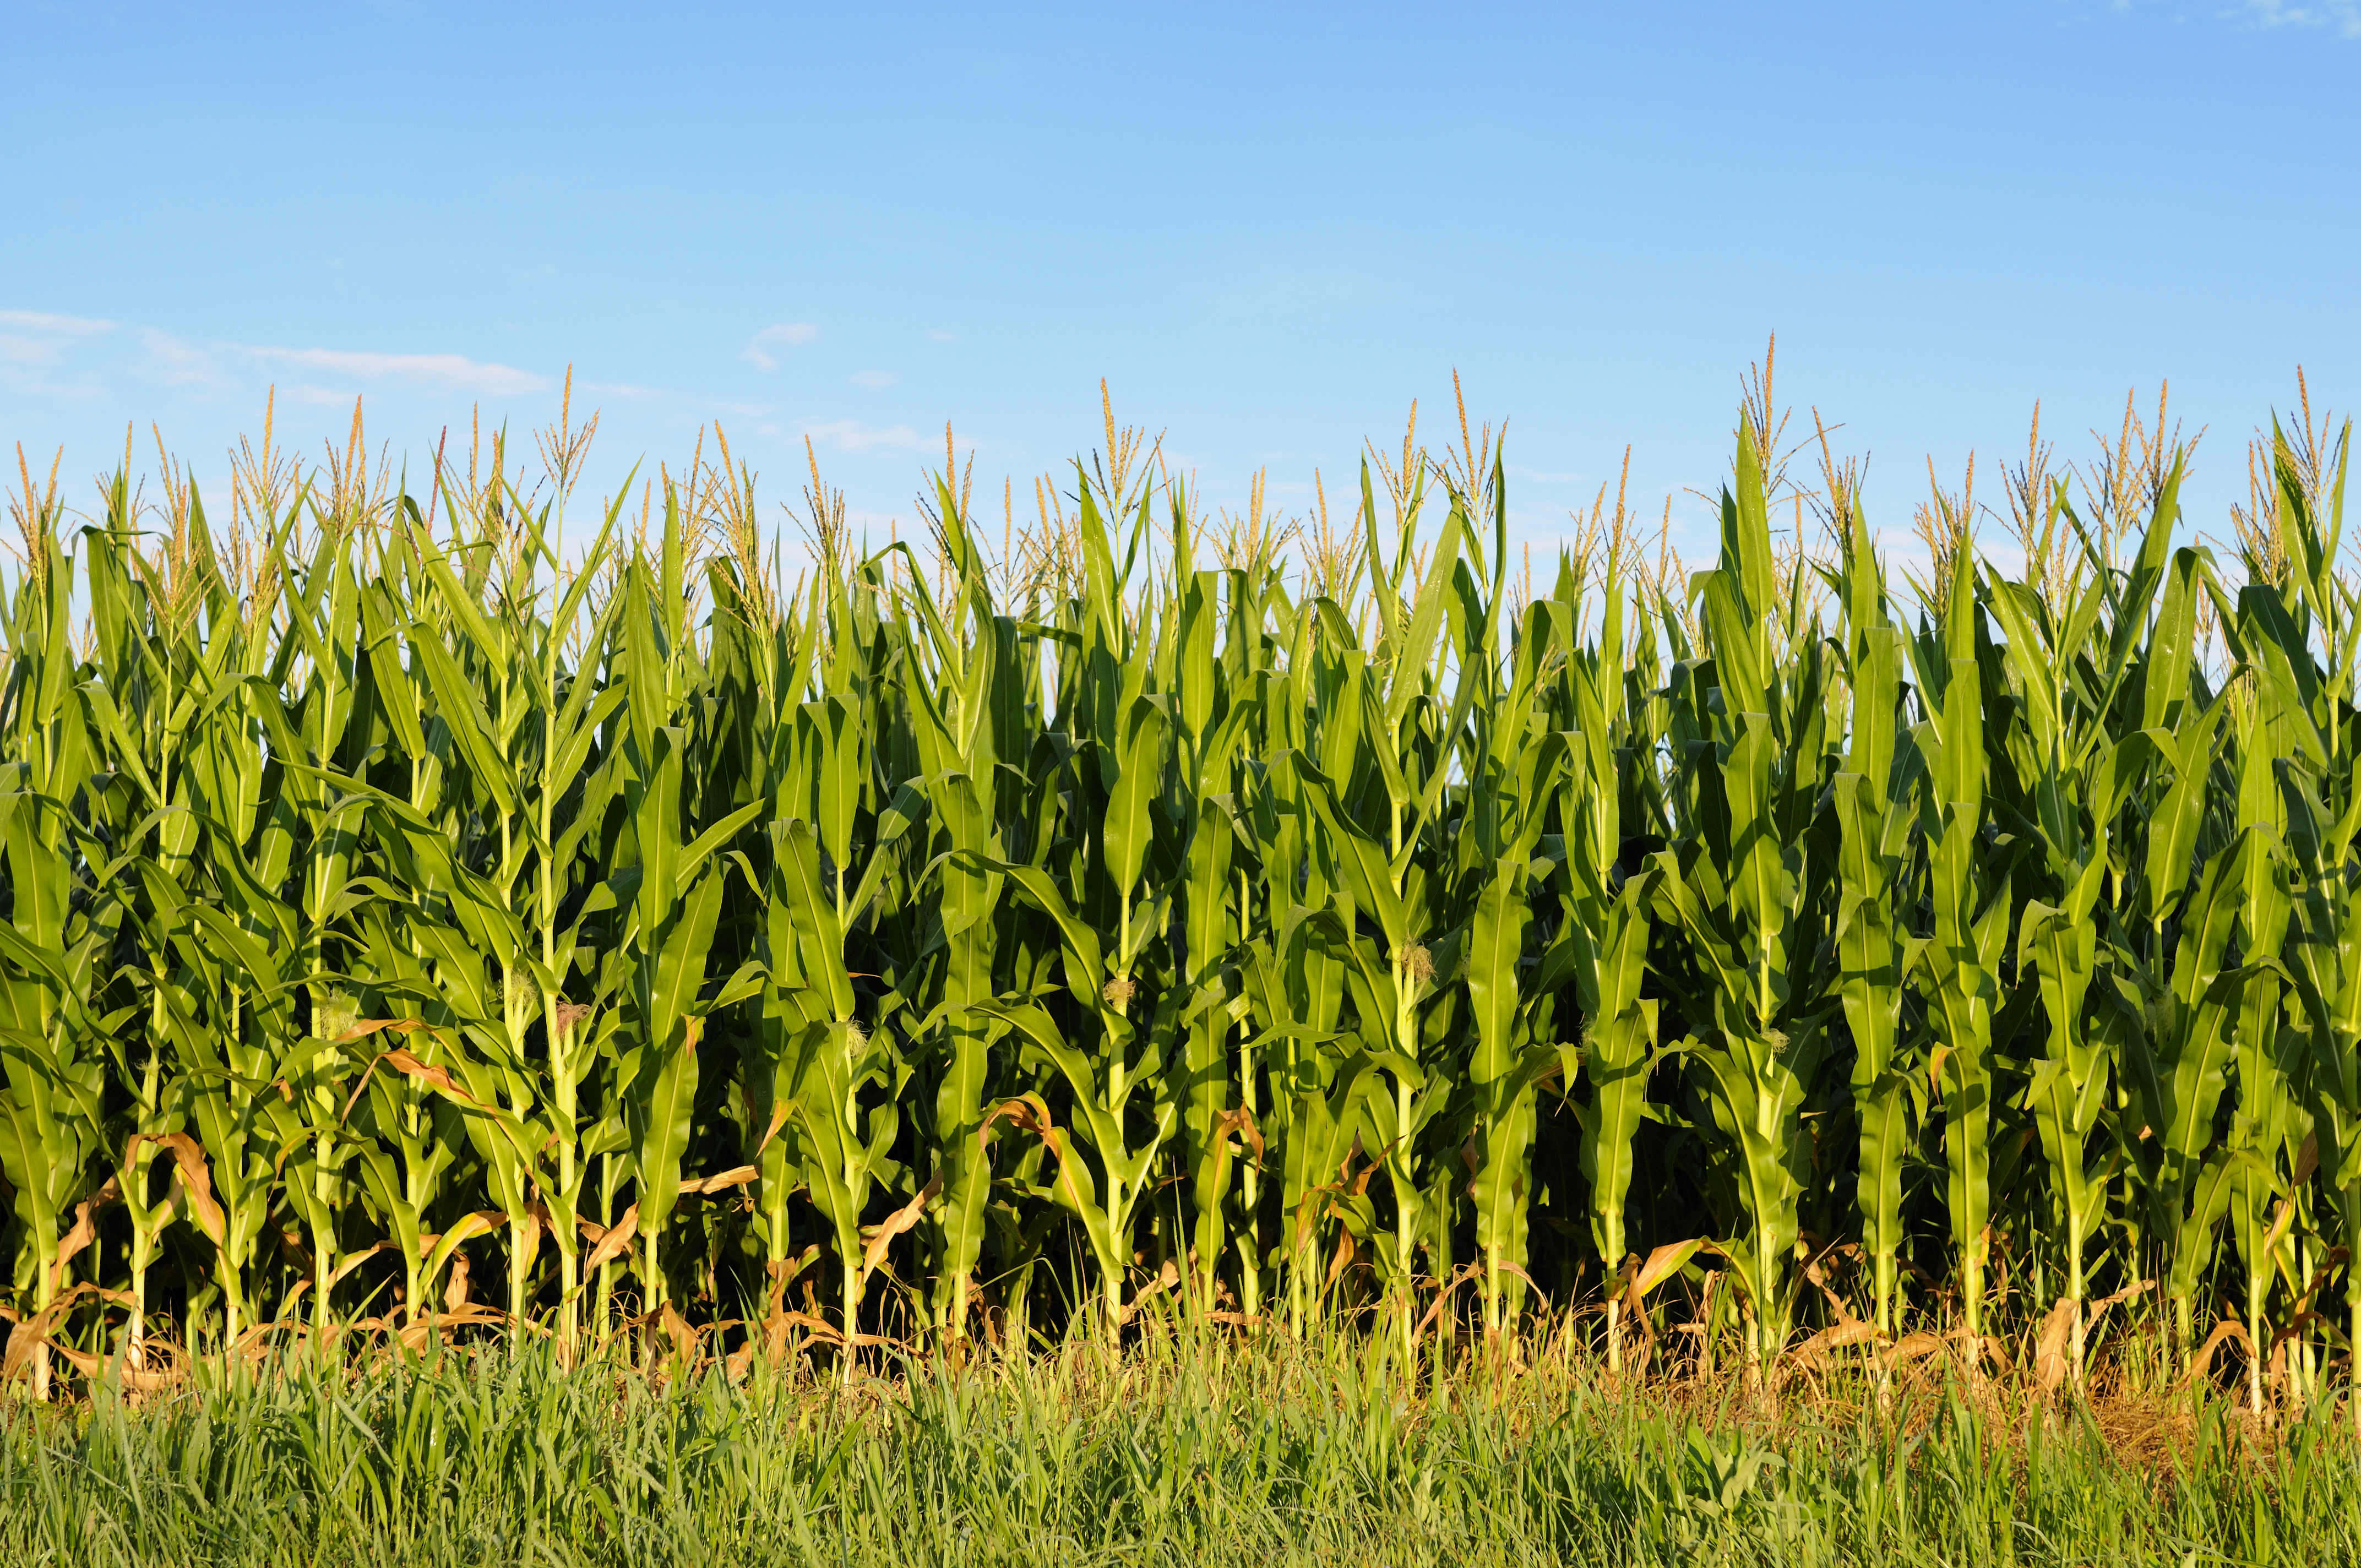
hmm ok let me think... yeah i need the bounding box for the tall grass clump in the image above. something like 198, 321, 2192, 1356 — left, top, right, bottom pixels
5, 1335, 2359, 1566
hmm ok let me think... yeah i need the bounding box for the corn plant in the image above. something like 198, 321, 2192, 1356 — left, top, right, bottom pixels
1650, 435, 1833, 1386
2, 379, 2359, 1433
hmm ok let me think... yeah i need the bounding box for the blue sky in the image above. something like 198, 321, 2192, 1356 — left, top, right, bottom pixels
4, 1, 2357, 579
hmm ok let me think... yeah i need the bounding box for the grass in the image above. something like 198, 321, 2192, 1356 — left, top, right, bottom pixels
2, 1327, 2355, 1566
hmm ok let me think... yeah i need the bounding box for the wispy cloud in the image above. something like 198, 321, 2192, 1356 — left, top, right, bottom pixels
578, 379, 777, 419
577, 380, 670, 402
926, 329, 959, 343
0, 308, 121, 391
742, 322, 819, 371
3, 306, 564, 409
137, 329, 239, 394
2232, 0, 2361, 34
240, 345, 546, 395
801, 418, 923, 453
282, 383, 368, 408
0, 334, 75, 369
0, 309, 117, 336
2075, 0, 2361, 34
850, 369, 896, 390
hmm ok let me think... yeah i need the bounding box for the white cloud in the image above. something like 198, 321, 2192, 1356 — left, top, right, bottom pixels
801, 418, 923, 453
2082, 0, 2361, 34
579, 380, 669, 402
138, 329, 238, 393
2232, 0, 2361, 33
0, 308, 121, 392
0, 353, 107, 399
742, 322, 819, 370
926, 329, 959, 343
1, 309, 570, 410
851, 369, 896, 389
240, 344, 546, 396
0, 308, 117, 335
284, 383, 364, 407
0, 334, 66, 366
573, 380, 778, 421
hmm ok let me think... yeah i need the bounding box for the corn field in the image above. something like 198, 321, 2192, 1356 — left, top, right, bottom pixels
1, 378, 2357, 1426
